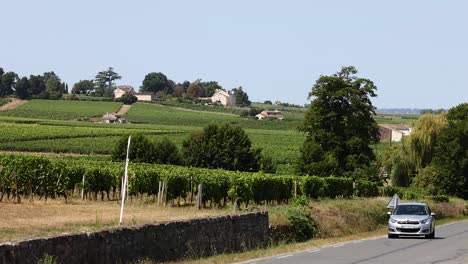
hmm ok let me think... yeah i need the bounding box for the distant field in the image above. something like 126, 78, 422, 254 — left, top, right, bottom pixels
0, 99, 122, 120
126, 102, 304, 130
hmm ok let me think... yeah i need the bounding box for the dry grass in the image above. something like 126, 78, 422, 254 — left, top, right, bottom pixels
0, 199, 230, 243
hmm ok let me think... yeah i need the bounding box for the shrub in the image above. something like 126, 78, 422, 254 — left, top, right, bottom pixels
116, 94, 138, 105
182, 123, 261, 172
285, 206, 319, 241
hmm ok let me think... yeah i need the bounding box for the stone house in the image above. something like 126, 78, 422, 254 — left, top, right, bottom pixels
255, 110, 284, 120
101, 112, 127, 124
378, 124, 412, 142
113, 85, 153, 101
209, 89, 236, 106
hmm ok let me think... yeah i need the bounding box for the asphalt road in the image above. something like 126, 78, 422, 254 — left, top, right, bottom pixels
241, 221, 468, 264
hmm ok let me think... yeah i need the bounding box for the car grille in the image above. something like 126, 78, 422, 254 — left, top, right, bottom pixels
397, 221, 419, 225
396, 228, 421, 233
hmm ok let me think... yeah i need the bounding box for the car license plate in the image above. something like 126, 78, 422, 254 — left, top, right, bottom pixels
401, 225, 415, 229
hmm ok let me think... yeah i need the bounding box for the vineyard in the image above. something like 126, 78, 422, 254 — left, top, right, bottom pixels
0, 154, 383, 206
0, 99, 122, 120
125, 102, 304, 130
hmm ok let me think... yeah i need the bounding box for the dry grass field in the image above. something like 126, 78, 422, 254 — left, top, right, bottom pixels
0, 199, 230, 243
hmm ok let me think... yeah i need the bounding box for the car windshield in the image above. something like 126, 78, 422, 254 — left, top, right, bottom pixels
394, 205, 428, 215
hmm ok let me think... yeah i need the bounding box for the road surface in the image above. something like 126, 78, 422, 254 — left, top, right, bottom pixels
242, 221, 468, 264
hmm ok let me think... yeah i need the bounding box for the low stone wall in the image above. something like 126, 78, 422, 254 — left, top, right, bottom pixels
0, 212, 269, 264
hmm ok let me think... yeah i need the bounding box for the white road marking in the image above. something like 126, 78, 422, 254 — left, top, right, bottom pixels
276, 254, 293, 259
308, 249, 321, 253
333, 244, 344, 248
352, 240, 363, 243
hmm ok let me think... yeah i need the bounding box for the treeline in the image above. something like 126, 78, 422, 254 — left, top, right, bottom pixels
0, 66, 252, 106
382, 103, 468, 199
0, 68, 68, 100
0, 154, 382, 206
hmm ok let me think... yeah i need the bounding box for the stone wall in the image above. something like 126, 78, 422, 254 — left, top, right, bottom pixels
0, 212, 269, 264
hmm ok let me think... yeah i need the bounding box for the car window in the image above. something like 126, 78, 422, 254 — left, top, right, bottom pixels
394, 205, 428, 215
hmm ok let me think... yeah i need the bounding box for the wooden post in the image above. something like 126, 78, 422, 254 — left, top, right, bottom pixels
190, 175, 194, 204
157, 181, 162, 205
196, 183, 203, 210
81, 174, 86, 200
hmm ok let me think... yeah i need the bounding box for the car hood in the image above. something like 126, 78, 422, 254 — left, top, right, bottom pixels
390, 215, 430, 221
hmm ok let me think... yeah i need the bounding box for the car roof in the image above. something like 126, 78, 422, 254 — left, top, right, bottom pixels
397, 202, 428, 206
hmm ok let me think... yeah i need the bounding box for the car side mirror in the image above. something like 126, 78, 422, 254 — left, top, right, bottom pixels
431, 212, 436, 217
387, 212, 392, 216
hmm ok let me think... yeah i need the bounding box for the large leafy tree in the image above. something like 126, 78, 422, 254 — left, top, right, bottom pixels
182, 123, 261, 172
232, 86, 251, 106
414, 103, 468, 198
0, 69, 18, 97
140, 72, 171, 94
71, 80, 95, 94
95, 67, 121, 97
298, 66, 379, 177
15, 77, 31, 99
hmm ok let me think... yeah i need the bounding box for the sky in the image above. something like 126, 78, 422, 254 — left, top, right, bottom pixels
0, 0, 467, 109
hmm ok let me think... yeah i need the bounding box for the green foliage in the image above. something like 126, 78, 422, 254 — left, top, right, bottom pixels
71, 80, 95, 95
94, 67, 121, 97
0, 153, 384, 205
0, 99, 122, 120
0, 70, 18, 97
431, 194, 449, 203
285, 206, 319, 241
354, 180, 379, 197
0, 98, 11, 107
300, 176, 326, 199
323, 177, 353, 198
407, 103, 468, 199
36, 254, 57, 264
298, 66, 379, 178
232, 86, 251, 107
116, 93, 138, 105
182, 123, 261, 172
141, 72, 172, 94
381, 141, 414, 187
153, 138, 182, 165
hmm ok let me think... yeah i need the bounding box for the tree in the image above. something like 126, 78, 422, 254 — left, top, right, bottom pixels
173, 84, 185, 97
112, 134, 181, 165
112, 134, 155, 163
202, 81, 222, 97
116, 93, 138, 105
154, 138, 182, 165
182, 123, 261, 172
414, 103, 468, 198
15, 77, 31, 99
45, 75, 63, 99
140, 72, 171, 94
232, 86, 251, 106
298, 66, 379, 178
0, 70, 18, 97
71, 80, 95, 94
187, 81, 204, 97
95, 67, 121, 97
409, 113, 447, 170
28, 75, 46, 96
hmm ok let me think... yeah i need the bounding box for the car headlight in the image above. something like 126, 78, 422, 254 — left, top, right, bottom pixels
420, 218, 430, 224
389, 218, 398, 223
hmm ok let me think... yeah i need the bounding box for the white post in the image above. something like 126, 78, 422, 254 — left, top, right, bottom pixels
81, 174, 86, 200
119, 136, 131, 225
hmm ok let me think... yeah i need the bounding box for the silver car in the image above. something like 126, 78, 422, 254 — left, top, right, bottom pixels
388, 202, 436, 239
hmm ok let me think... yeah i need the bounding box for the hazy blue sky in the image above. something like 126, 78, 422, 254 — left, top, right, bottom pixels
1, 0, 467, 109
